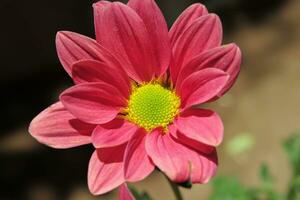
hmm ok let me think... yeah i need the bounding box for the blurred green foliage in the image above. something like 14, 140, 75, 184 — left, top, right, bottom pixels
209, 164, 281, 200
226, 133, 255, 156
283, 131, 300, 200
210, 130, 300, 200
284, 131, 300, 175
129, 185, 152, 200
210, 176, 251, 200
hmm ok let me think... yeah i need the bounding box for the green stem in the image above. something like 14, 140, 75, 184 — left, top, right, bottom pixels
166, 177, 184, 200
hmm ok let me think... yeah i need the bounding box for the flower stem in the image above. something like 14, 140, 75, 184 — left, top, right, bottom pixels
166, 177, 184, 200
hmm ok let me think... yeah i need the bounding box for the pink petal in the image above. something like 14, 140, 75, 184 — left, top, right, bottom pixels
169, 3, 208, 47
29, 102, 95, 149
146, 129, 218, 183
174, 108, 223, 146
178, 68, 229, 109
216, 46, 242, 96
124, 129, 155, 182
93, 2, 157, 83
176, 44, 241, 96
72, 59, 130, 98
168, 124, 215, 154
60, 82, 126, 124
170, 14, 223, 84
92, 118, 138, 148
145, 129, 189, 182
119, 184, 136, 200
128, 0, 171, 76
93, 1, 111, 32
56, 31, 111, 76
93, 0, 111, 8
88, 144, 126, 195
188, 148, 218, 183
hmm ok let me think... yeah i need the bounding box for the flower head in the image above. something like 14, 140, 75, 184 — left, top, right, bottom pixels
126, 82, 181, 132
29, 0, 241, 197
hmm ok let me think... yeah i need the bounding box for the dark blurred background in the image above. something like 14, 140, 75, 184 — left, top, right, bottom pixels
1, 0, 299, 199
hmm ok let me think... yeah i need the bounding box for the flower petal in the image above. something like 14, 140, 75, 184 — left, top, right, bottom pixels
88, 144, 126, 195
93, 1, 111, 33
170, 14, 223, 84
93, 2, 157, 83
169, 3, 208, 47
119, 184, 136, 200
29, 102, 95, 148
176, 44, 241, 96
168, 124, 215, 154
93, 0, 111, 9
178, 68, 229, 109
145, 129, 218, 183
128, 0, 171, 76
124, 129, 155, 182
145, 129, 189, 182
175, 108, 223, 146
56, 31, 111, 76
92, 118, 138, 148
60, 82, 126, 124
72, 59, 130, 98
188, 148, 218, 183
216, 46, 242, 96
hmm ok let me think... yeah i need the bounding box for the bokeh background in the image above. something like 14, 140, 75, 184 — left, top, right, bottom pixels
1, 0, 299, 199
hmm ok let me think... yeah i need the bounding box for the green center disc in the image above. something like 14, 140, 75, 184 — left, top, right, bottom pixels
126, 83, 180, 132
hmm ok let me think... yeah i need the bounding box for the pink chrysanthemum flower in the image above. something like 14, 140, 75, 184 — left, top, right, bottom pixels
29, 0, 241, 197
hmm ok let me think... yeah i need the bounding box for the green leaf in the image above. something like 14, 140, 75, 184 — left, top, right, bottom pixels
260, 164, 274, 185
290, 175, 300, 199
255, 164, 282, 200
283, 130, 300, 175
286, 169, 300, 199
209, 176, 251, 200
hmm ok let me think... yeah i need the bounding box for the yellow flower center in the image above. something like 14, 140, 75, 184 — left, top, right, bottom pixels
126, 83, 180, 132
